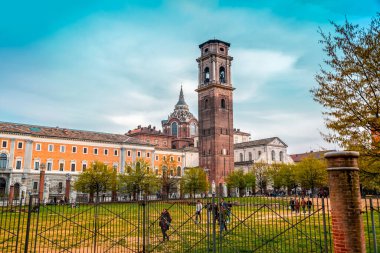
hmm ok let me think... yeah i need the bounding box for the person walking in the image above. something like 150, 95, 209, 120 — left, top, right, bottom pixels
306, 198, 313, 213
289, 198, 295, 212
295, 199, 300, 213
195, 200, 203, 224
159, 209, 172, 241
301, 198, 306, 214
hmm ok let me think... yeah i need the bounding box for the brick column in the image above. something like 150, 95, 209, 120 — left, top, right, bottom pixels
65, 174, 71, 203
39, 170, 45, 201
324, 151, 366, 253
8, 184, 14, 207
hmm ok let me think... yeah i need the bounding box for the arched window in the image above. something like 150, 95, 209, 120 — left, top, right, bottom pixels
240, 153, 244, 162
279, 151, 284, 162
271, 150, 276, 161
204, 99, 208, 109
171, 122, 178, 137
219, 66, 226, 83
0, 154, 7, 169
204, 67, 210, 83
248, 152, 252, 161
221, 99, 226, 109
0, 178, 6, 196
177, 166, 181, 176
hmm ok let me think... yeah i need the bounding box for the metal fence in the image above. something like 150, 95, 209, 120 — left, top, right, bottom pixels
0, 194, 378, 252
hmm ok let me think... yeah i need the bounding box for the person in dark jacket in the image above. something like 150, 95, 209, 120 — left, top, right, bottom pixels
159, 209, 172, 241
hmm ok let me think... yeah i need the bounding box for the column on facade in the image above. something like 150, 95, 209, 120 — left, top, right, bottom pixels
24, 140, 33, 172
120, 147, 126, 173
132, 149, 136, 163
9, 139, 15, 169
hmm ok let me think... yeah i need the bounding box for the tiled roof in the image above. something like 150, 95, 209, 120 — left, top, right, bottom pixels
290, 150, 336, 163
0, 122, 150, 145
233, 129, 251, 136
127, 125, 168, 136
234, 137, 287, 148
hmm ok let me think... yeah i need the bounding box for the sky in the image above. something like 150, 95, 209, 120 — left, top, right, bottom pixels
0, 0, 379, 154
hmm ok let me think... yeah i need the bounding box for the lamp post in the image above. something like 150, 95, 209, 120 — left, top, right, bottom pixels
38, 163, 46, 201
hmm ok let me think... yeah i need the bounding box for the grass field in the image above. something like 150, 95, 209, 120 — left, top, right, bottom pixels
0, 196, 378, 252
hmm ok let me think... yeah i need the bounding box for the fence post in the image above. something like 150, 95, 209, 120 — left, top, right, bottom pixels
321, 197, 329, 253
142, 196, 147, 253
24, 195, 34, 253
324, 151, 366, 253
369, 198, 378, 252
212, 193, 216, 253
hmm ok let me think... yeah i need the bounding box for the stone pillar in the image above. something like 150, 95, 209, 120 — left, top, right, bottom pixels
38, 170, 45, 201
324, 151, 366, 253
8, 184, 14, 206
65, 174, 71, 203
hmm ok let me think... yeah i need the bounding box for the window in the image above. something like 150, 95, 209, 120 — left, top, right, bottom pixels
72, 146, 77, 153
280, 151, 284, 162
71, 162, 76, 172
60, 145, 66, 153
249, 152, 253, 161
204, 67, 210, 83
240, 153, 243, 162
59, 162, 64, 171
163, 141, 167, 146
147, 152, 150, 158
114, 149, 118, 156
170, 156, 174, 162
221, 99, 226, 109
15, 159, 22, 170
177, 166, 181, 176
48, 144, 54, 152
1, 140, 7, 148
94, 148, 98, 155
0, 154, 7, 169
17, 142, 23, 149
82, 163, 87, 171
163, 156, 166, 161
155, 139, 158, 144
33, 182, 38, 192
155, 155, 159, 161
126, 150, 130, 157
146, 139, 150, 143
58, 182, 63, 193
190, 123, 197, 136
36, 143, 41, 151
204, 99, 208, 109
34, 161, 40, 170
171, 122, 178, 137
177, 157, 181, 162
47, 161, 52, 171
271, 150, 276, 161
113, 163, 118, 171
258, 151, 262, 157
83, 147, 88, 154
155, 168, 159, 175
137, 151, 141, 157
104, 149, 108, 155
219, 66, 226, 83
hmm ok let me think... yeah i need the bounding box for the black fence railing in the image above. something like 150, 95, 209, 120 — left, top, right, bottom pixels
0, 194, 378, 252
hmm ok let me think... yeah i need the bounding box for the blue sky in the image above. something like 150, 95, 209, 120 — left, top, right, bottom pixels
0, 0, 379, 153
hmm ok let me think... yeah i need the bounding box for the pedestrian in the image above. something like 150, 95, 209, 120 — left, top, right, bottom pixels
306, 198, 313, 213
295, 199, 300, 213
289, 198, 295, 212
195, 200, 203, 224
219, 201, 228, 232
159, 209, 172, 241
301, 198, 306, 213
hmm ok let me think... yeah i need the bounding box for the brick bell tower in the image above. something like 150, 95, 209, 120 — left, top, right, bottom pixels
196, 39, 234, 191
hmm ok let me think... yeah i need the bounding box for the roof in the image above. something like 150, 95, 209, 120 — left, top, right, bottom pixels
176, 86, 188, 107
0, 121, 149, 145
233, 128, 251, 136
199, 39, 230, 48
234, 137, 288, 149
127, 125, 169, 137
290, 150, 336, 163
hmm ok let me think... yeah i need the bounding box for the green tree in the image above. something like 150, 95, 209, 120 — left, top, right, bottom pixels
226, 169, 256, 197
278, 163, 298, 195
180, 167, 208, 197
74, 161, 115, 202
160, 157, 179, 199
311, 14, 380, 183
119, 159, 161, 200
267, 163, 283, 192
295, 157, 328, 195
254, 162, 269, 195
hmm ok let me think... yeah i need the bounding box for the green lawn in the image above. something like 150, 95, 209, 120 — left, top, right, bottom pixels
0, 197, 378, 252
